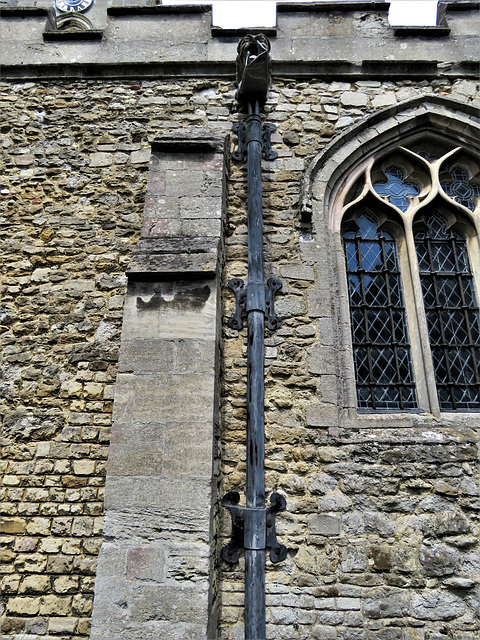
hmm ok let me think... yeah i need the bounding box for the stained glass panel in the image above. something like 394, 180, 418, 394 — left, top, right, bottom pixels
373, 167, 420, 212
441, 167, 480, 212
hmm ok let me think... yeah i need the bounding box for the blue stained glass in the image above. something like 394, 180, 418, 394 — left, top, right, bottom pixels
357, 214, 384, 239
345, 242, 358, 271
441, 167, 480, 212
373, 167, 420, 212
360, 242, 382, 271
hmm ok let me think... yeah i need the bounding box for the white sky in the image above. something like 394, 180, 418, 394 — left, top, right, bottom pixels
162, 1, 439, 28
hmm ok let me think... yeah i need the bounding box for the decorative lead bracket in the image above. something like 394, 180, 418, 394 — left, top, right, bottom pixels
231, 123, 247, 162
231, 122, 278, 162
221, 491, 288, 565
227, 278, 246, 330
262, 123, 278, 161
227, 277, 282, 331
265, 277, 282, 330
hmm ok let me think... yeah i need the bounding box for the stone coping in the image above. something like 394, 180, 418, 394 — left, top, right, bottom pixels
107, 2, 210, 15
393, 26, 451, 37
43, 29, 104, 41
277, 1, 390, 12
152, 135, 226, 154
443, 0, 480, 9
0, 5, 48, 14
127, 238, 220, 279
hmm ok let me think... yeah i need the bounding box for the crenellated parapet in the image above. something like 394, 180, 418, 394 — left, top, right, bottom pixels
0, 0, 478, 80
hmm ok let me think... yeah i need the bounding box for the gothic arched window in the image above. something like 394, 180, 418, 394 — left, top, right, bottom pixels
341, 143, 480, 414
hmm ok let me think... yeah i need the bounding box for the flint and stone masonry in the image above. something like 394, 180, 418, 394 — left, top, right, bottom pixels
0, 2, 479, 639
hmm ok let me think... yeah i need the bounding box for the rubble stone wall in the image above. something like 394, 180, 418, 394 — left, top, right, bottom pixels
219, 79, 480, 640
0, 77, 232, 639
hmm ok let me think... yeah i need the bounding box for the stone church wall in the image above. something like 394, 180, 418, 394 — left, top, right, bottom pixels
0, 2, 479, 639
219, 79, 480, 640
0, 77, 233, 638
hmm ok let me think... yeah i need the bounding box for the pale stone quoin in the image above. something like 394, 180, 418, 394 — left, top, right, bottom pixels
0, 1, 479, 639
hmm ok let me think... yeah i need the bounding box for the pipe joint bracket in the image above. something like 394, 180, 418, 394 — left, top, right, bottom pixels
247, 281, 266, 312
221, 491, 288, 565
245, 508, 266, 550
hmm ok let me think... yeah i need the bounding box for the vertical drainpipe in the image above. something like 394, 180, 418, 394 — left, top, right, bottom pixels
245, 97, 267, 640
222, 35, 288, 640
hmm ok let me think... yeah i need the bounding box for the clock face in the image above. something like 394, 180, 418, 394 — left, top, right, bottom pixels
55, 0, 93, 12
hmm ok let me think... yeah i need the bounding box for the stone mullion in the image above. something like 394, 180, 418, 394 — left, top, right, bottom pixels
403, 220, 441, 415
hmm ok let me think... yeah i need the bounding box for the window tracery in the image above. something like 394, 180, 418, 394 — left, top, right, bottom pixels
441, 167, 480, 212
372, 167, 420, 213
341, 143, 480, 413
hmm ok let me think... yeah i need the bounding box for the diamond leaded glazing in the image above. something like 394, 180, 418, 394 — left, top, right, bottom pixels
415, 212, 480, 410
373, 167, 420, 212
344, 214, 417, 410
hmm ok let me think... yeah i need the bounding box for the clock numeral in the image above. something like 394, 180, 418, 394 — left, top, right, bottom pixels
55, 0, 93, 13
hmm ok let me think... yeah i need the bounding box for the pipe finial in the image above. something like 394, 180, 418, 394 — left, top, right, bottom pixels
236, 34, 272, 110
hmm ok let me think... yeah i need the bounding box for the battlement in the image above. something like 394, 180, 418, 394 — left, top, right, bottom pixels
1, 0, 478, 80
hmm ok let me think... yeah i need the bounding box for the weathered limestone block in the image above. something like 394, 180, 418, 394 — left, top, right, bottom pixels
364, 588, 410, 619
419, 543, 460, 576
340, 91, 369, 107
411, 589, 466, 621
341, 546, 367, 573
308, 473, 338, 495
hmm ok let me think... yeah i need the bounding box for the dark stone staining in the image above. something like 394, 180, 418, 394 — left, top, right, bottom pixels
136, 285, 210, 311
370, 546, 391, 572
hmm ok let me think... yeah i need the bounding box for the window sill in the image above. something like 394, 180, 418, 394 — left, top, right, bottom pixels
344, 408, 480, 431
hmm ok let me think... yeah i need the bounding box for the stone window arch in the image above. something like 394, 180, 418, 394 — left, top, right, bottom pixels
341, 142, 480, 414
303, 96, 480, 419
